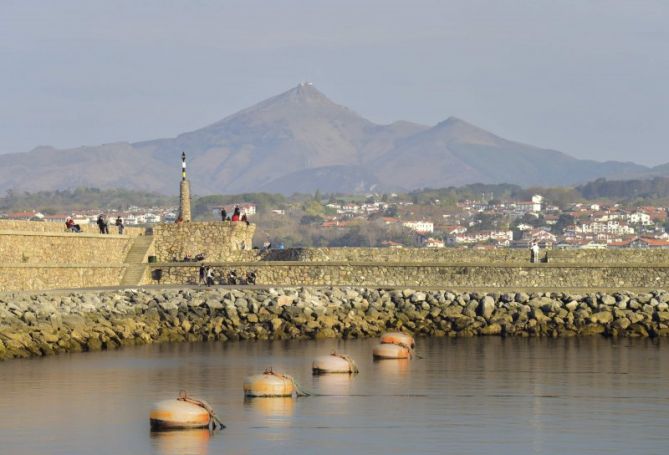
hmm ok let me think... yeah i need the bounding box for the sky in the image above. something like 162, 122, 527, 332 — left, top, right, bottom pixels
1, 0, 668, 165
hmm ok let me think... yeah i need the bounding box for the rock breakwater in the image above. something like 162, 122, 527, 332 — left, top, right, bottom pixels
2, 287, 669, 361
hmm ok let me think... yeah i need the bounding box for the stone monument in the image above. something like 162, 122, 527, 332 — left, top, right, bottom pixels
178, 151, 192, 222
151, 151, 255, 262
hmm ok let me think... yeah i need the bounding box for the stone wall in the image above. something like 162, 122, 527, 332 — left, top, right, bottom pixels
0, 265, 125, 292
262, 247, 669, 265
152, 221, 255, 262
0, 219, 145, 237
145, 262, 669, 289
2, 287, 668, 360
0, 231, 134, 264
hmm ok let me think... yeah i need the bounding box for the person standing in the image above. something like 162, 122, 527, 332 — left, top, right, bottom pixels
531, 242, 540, 263
221, 208, 227, 221
97, 214, 105, 234
206, 267, 215, 286
115, 216, 124, 235
529, 241, 535, 263
231, 206, 241, 222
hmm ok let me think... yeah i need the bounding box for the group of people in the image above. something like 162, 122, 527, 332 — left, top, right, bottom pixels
529, 241, 549, 263
221, 206, 250, 225
199, 265, 216, 286
198, 265, 257, 286
96, 214, 125, 234
65, 214, 124, 234
65, 217, 82, 233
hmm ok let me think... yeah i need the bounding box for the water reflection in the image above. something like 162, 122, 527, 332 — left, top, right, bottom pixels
313, 372, 356, 396
244, 396, 295, 419
244, 397, 295, 442
150, 429, 212, 455
372, 357, 411, 377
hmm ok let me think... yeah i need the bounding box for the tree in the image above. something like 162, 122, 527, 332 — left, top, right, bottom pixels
384, 206, 398, 217
302, 200, 324, 217
553, 214, 576, 235
471, 213, 506, 231
300, 215, 324, 225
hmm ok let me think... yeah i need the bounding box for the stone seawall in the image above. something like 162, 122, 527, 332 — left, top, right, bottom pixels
2, 287, 669, 360
146, 262, 669, 289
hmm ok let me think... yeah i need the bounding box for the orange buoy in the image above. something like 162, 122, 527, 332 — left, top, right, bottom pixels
243, 368, 297, 397
149, 391, 224, 431
312, 352, 359, 374
372, 343, 411, 359
380, 332, 415, 349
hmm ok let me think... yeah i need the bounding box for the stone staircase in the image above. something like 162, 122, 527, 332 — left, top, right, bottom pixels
120, 235, 154, 286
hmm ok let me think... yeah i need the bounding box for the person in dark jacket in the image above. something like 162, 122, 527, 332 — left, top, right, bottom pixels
221, 208, 227, 221
97, 214, 108, 234
115, 216, 124, 235
199, 264, 206, 285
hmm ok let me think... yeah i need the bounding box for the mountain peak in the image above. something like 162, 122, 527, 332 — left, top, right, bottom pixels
276, 82, 332, 105
436, 116, 477, 129
432, 116, 502, 143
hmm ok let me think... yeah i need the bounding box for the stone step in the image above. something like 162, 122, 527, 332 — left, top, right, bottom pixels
120, 235, 154, 286
120, 265, 148, 286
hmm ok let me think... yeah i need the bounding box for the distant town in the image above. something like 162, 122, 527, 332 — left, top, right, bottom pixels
3, 178, 669, 249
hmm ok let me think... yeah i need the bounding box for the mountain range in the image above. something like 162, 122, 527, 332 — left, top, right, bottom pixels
1, 83, 666, 195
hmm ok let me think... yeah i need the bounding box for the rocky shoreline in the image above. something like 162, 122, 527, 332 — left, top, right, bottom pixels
2, 287, 669, 360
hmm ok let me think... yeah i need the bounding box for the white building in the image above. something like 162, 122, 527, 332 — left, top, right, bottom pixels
513, 194, 543, 213
423, 237, 445, 248
403, 220, 434, 233
577, 221, 635, 236
627, 212, 652, 225
447, 230, 513, 245
144, 213, 161, 223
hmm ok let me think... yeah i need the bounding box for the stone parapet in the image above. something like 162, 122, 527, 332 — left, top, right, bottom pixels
152, 221, 255, 262
262, 247, 669, 265
145, 261, 669, 289
0, 219, 145, 237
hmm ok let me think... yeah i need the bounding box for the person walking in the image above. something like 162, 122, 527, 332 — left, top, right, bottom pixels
199, 264, 206, 285
206, 267, 215, 286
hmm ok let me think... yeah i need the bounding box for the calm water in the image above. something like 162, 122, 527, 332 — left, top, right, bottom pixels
0, 337, 668, 454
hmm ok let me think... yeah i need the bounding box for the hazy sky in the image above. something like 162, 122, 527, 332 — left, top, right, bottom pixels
1, 0, 667, 165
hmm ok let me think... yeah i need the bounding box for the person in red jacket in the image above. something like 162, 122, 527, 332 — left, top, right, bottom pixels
231, 206, 241, 222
